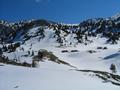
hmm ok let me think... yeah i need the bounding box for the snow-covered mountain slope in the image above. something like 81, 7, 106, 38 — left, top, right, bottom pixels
1, 14, 120, 90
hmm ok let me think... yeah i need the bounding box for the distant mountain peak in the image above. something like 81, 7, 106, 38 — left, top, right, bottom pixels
111, 13, 120, 20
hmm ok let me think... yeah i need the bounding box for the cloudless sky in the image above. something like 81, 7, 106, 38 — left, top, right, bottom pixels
0, 0, 120, 23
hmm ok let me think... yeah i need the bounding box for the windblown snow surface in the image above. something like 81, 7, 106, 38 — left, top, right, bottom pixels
0, 27, 120, 90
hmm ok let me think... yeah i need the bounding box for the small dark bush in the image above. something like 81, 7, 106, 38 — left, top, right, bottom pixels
103, 47, 107, 50
71, 50, 79, 52
61, 50, 69, 53
88, 50, 96, 53
97, 46, 107, 50
97, 47, 103, 49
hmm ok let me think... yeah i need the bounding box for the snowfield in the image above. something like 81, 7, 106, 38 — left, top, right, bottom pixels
0, 62, 120, 90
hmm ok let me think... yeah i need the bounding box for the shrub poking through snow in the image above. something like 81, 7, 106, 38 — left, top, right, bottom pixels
88, 50, 96, 53
32, 49, 76, 68
110, 63, 117, 73
61, 50, 69, 53
33, 49, 58, 62
0, 55, 31, 67
71, 50, 79, 52
97, 46, 108, 50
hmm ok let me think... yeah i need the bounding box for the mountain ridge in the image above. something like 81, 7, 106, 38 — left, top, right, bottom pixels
0, 13, 120, 45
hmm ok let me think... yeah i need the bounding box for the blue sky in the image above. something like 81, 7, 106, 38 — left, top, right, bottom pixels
0, 0, 120, 23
